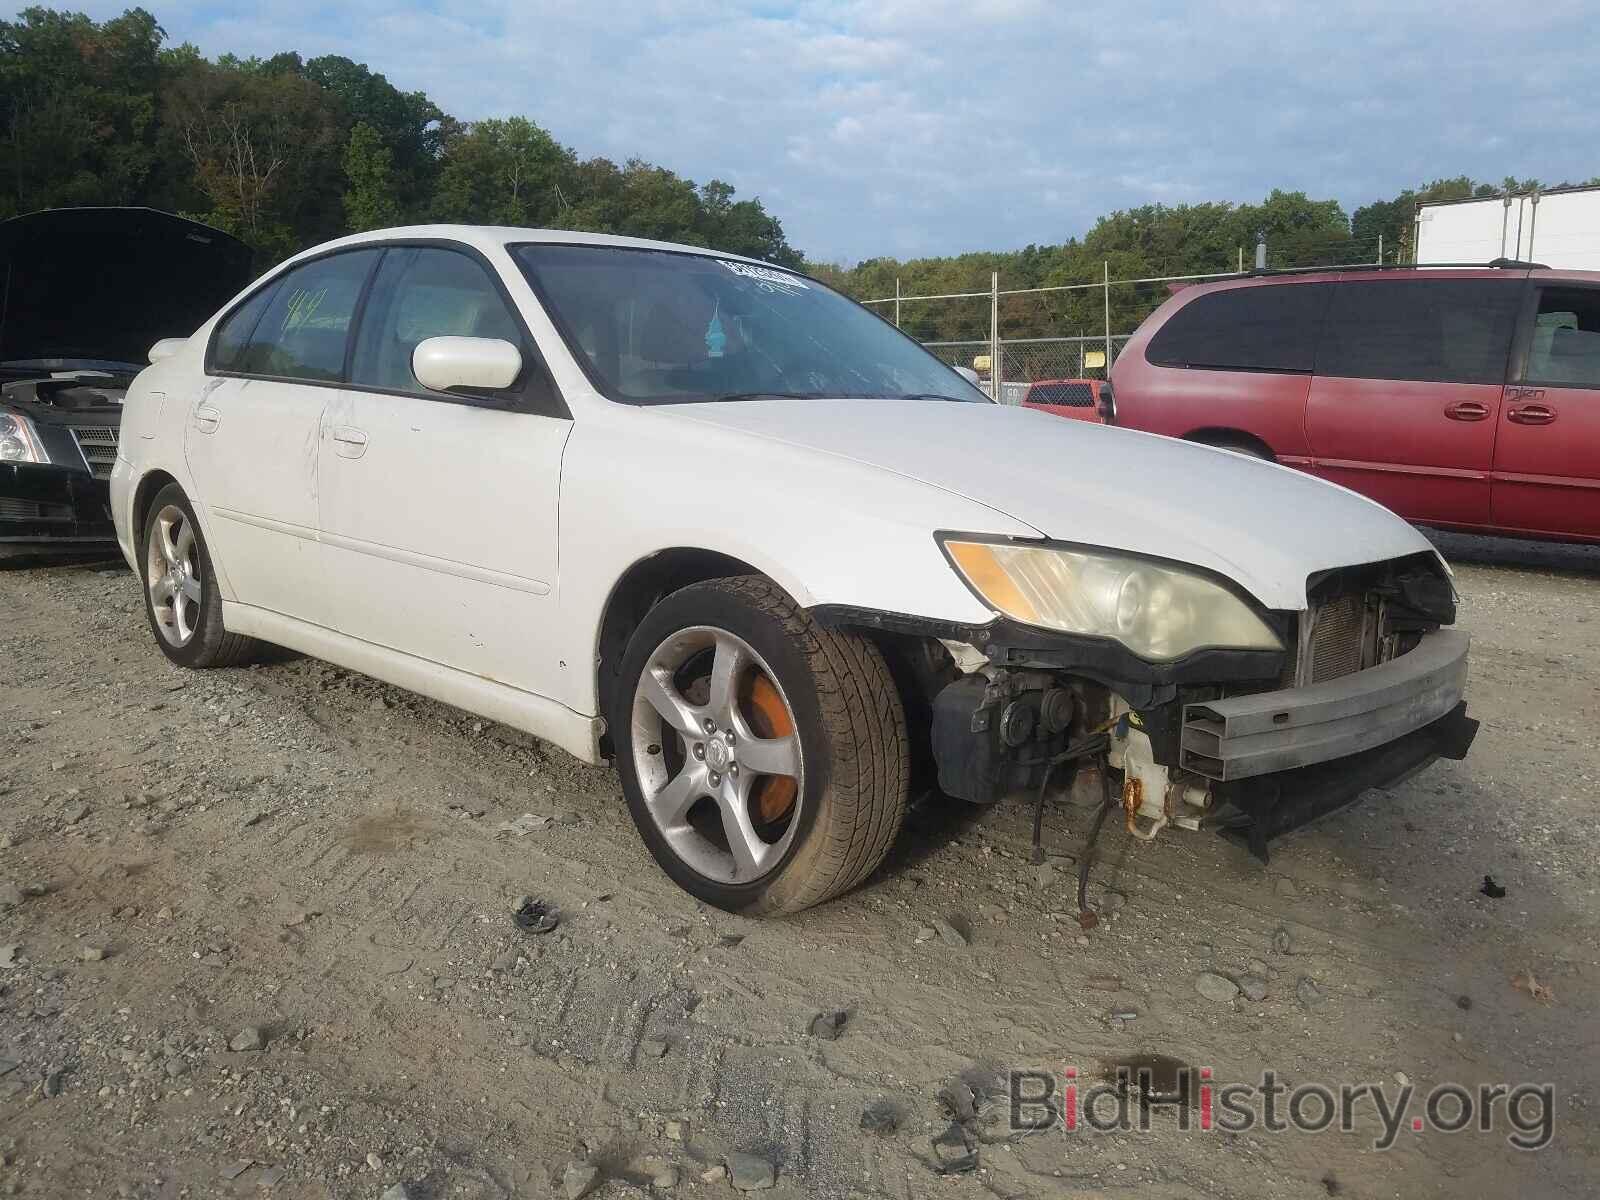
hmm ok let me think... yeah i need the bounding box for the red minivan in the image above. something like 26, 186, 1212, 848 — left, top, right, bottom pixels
1110, 265, 1600, 542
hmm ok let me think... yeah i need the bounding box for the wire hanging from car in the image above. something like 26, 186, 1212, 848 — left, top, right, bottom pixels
1028, 730, 1110, 864
1076, 775, 1116, 926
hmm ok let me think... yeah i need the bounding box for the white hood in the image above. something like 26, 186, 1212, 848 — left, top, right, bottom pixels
666, 399, 1436, 612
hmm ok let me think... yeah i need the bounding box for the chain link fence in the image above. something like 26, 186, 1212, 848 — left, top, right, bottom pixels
865, 253, 1379, 402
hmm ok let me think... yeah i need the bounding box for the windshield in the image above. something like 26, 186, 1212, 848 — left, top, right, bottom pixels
513, 244, 989, 405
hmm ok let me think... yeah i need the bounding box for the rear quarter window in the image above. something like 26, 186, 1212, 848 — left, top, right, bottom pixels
1146, 282, 1330, 373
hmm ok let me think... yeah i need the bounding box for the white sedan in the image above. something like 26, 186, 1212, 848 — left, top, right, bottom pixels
111, 226, 1478, 913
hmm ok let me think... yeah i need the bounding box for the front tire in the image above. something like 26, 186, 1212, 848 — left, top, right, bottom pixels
613, 576, 909, 914
140, 483, 258, 669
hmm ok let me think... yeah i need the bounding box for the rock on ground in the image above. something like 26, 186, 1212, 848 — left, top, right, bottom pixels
726, 1152, 777, 1191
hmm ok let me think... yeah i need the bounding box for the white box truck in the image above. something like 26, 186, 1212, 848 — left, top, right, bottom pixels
1414, 185, 1600, 269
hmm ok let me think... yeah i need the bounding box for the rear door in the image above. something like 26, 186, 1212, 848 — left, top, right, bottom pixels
185, 248, 381, 625
1490, 283, 1600, 538
317, 243, 572, 695
1303, 275, 1522, 528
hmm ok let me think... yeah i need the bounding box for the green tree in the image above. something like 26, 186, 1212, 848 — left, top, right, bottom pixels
0, 6, 165, 216
343, 121, 400, 232
433, 117, 575, 226
160, 55, 345, 260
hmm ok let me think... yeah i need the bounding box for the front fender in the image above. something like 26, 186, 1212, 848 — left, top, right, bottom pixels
555, 408, 1033, 715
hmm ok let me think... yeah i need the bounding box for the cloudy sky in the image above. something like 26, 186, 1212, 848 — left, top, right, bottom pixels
73, 0, 1600, 263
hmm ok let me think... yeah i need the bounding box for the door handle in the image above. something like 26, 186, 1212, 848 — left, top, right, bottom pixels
193, 402, 220, 434
1443, 401, 1489, 422
331, 425, 369, 459
1507, 404, 1556, 426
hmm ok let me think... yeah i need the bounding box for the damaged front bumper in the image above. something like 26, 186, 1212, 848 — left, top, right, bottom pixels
1179, 628, 1471, 781
1175, 629, 1478, 856
1209, 699, 1477, 860
0, 461, 117, 558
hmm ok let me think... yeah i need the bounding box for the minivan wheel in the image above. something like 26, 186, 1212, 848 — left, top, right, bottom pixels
140, 483, 258, 669
613, 576, 909, 914
1194, 434, 1274, 461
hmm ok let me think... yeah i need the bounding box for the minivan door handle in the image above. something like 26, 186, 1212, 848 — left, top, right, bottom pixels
193, 402, 220, 434
1506, 404, 1557, 426
331, 425, 370, 459
1443, 401, 1489, 422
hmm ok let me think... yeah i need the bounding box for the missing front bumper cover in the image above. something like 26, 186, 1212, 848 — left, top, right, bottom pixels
1210, 700, 1478, 861
1180, 628, 1470, 780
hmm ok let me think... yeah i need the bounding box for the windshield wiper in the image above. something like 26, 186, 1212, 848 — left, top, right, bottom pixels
707, 391, 830, 403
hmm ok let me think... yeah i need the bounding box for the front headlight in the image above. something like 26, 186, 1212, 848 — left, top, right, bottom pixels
0, 409, 50, 464
941, 536, 1284, 660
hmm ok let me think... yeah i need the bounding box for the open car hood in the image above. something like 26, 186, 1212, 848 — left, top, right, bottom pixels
665, 398, 1438, 612
0, 208, 252, 369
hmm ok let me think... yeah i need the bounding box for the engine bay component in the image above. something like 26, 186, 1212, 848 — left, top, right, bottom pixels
931, 672, 1078, 806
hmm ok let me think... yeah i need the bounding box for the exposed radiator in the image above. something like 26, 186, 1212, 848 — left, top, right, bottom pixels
1306, 592, 1368, 683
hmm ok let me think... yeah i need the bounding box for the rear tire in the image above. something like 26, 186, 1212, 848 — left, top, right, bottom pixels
139, 483, 258, 669
1194, 435, 1274, 461
613, 575, 909, 914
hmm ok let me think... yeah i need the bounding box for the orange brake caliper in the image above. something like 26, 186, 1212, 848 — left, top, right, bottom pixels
745, 673, 798, 824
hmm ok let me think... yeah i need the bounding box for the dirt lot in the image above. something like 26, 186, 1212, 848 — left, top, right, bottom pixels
1, 530, 1597, 1200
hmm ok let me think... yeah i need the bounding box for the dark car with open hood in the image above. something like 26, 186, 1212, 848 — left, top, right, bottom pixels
0, 208, 251, 559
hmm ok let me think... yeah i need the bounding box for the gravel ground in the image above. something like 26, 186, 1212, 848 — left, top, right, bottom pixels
0, 530, 1596, 1199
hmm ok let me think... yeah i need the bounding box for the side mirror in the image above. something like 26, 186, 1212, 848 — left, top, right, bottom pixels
149, 337, 188, 364
412, 336, 522, 393
953, 365, 981, 386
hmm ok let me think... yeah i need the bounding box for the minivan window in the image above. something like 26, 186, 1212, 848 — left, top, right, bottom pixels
1146, 282, 1330, 373
351, 247, 523, 394
232, 250, 381, 382
513, 244, 987, 405
1316, 278, 1519, 386
1525, 287, 1600, 389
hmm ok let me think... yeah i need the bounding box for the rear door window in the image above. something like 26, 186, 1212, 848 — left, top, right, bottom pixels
233, 250, 381, 382
1146, 282, 1330, 373
1524, 287, 1600, 388
1315, 278, 1519, 385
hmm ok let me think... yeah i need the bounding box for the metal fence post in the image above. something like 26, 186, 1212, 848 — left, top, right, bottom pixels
990, 271, 1000, 400
1102, 261, 1111, 373
894, 277, 901, 328
1376, 233, 1383, 265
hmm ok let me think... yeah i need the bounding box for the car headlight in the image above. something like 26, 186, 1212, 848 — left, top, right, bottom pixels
0, 409, 50, 464
941, 536, 1283, 660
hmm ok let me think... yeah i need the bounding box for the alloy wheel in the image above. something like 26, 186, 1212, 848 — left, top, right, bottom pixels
145, 504, 202, 647
630, 626, 804, 884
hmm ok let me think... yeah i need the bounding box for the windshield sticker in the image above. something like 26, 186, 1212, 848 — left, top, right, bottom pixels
719, 260, 809, 295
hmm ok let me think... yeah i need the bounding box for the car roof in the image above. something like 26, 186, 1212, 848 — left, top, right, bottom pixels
1183, 262, 1600, 295
274, 224, 783, 272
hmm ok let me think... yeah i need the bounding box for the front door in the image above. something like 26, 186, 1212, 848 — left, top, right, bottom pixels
317, 244, 572, 696
1302, 275, 1522, 528
1491, 284, 1600, 539
184, 248, 381, 624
